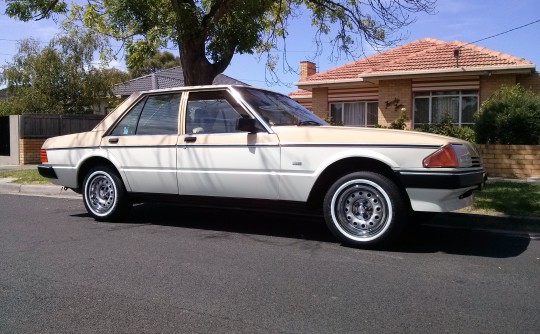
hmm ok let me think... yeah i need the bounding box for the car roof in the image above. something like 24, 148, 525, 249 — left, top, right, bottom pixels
137, 84, 283, 96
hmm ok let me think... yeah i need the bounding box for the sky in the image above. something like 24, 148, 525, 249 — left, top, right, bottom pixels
0, 0, 539, 94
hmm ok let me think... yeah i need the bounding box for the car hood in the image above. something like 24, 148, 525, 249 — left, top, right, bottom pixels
272, 126, 467, 147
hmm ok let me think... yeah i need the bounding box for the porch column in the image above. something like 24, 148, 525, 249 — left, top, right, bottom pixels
378, 79, 412, 128
311, 87, 329, 120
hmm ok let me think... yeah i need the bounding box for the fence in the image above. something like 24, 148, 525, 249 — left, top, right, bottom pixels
478, 144, 540, 179
19, 114, 104, 138
0, 114, 105, 165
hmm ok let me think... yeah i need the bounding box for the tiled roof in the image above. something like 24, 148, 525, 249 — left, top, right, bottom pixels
288, 89, 312, 97
0, 88, 7, 99
112, 66, 248, 96
299, 38, 533, 83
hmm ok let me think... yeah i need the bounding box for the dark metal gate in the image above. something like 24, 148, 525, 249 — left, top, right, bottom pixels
0, 116, 10, 156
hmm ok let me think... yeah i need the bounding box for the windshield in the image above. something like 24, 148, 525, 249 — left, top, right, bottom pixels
238, 87, 327, 126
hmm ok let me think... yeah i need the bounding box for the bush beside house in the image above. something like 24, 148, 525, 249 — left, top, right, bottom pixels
473, 84, 540, 178
475, 85, 540, 145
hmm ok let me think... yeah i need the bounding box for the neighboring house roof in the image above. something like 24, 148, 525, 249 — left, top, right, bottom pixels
112, 66, 248, 96
296, 38, 535, 86
288, 89, 312, 98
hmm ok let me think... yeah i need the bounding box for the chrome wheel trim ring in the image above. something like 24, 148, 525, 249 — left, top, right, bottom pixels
330, 179, 393, 242
84, 171, 118, 217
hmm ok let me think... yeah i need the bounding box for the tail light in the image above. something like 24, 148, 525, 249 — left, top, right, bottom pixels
423, 144, 472, 168
40, 149, 48, 163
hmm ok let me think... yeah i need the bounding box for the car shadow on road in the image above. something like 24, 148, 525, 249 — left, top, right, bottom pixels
125, 202, 336, 243
74, 203, 532, 258
392, 223, 531, 258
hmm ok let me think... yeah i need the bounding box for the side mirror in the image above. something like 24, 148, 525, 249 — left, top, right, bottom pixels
236, 118, 262, 134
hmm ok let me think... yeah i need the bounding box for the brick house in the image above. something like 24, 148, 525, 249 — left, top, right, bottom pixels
290, 38, 540, 129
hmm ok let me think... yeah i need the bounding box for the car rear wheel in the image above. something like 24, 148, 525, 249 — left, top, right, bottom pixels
323, 172, 407, 248
82, 166, 131, 221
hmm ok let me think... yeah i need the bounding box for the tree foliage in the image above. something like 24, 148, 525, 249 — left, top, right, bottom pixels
127, 50, 181, 78
4, 0, 67, 21
0, 33, 129, 115
4, 0, 436, 85
475, 84, 540, 145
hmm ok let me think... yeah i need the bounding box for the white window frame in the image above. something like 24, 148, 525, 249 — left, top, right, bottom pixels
413, 90, 479, 128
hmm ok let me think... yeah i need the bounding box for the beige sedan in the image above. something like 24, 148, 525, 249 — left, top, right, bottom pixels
38, 85, 485, 248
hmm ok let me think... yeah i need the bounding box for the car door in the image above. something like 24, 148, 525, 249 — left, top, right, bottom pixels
101, 93, 181, 194
177, 89, 280, 200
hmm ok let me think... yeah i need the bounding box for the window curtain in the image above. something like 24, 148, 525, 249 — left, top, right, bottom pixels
431, 96, 459, 123
344, 103, 365, 126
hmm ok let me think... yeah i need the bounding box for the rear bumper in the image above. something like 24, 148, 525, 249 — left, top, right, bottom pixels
37, 165, 57, 179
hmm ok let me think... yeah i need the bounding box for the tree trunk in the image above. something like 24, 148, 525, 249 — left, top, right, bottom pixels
171, 0, 236, 86
179, 41, 218, 86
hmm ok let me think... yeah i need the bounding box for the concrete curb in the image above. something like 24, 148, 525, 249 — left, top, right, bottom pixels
427, 212, 540, 235
0, 180, 81, 198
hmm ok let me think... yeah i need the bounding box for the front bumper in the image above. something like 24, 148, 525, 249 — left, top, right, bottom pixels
397, 169, 486, 212
37, 165, 58, 179
397, 169, 486, 190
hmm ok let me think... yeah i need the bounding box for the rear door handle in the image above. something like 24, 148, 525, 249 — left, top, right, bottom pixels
108, 137, 119, 144
184, 136, 197, 143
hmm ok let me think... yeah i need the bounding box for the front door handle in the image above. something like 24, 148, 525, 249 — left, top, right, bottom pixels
108, 137, 119, 144
184, 136, 197, 143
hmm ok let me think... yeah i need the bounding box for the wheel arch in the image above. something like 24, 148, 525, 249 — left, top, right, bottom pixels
77, 156, 128, 192
306, 157, 409, 209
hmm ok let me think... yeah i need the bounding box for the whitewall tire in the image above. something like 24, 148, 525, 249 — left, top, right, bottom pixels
323, 172, 407, 248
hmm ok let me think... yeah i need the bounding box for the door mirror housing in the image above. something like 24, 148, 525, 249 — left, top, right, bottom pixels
236, 118, 262, 134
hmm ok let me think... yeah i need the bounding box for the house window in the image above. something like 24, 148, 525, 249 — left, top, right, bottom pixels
413, 90, 478, 128
329, 101, 378, 127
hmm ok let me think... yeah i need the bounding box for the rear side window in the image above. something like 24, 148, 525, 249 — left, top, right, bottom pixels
111, 93, 181, 136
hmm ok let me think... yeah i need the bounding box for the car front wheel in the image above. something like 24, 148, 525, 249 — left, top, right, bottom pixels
82, 166, 131, 221
323, 172, 407, 248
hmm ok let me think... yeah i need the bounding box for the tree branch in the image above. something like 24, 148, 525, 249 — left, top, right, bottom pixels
202, 0, 238, 27
32, 0, 62, 21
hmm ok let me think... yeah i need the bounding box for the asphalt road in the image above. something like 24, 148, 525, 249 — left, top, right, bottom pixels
1, 194, 539, 334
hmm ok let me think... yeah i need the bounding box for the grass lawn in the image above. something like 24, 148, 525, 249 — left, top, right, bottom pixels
0, 169, 51, 184
459, 181, 540, 218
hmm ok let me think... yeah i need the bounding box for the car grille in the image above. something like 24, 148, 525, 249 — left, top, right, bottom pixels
471, 156, 482, 168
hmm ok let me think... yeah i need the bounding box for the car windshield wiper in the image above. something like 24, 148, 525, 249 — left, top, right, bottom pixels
297, 120, 322, 126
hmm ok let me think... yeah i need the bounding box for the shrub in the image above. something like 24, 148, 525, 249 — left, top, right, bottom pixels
388, 111, 408, 130
475, 84, 540, 144
419, 112, 476, 142
375, 111, 408, 130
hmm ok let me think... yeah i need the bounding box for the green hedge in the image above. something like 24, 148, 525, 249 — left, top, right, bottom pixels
475, 85, 540, 145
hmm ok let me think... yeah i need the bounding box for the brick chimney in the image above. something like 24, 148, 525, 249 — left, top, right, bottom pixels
299, 61, 316, 81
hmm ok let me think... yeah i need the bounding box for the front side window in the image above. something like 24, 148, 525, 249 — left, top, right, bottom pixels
239, 87, 326, 126
330, 101, 378, 127
413, 90, 478, 128
111, 93, 181, 136
186, 90, 251, 134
